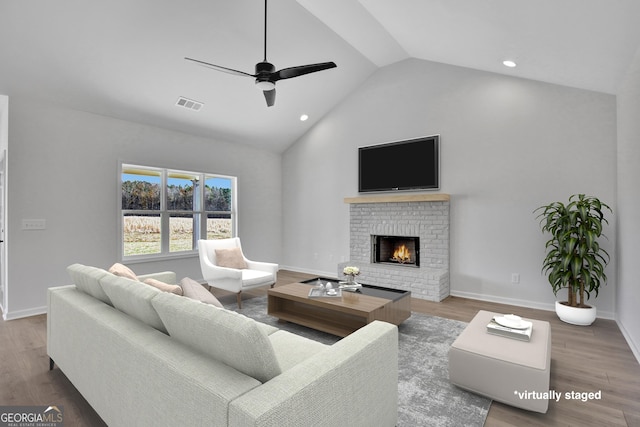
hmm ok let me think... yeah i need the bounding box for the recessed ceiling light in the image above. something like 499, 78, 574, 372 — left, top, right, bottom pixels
300, 114, 309, 121
503, 60, 517, 68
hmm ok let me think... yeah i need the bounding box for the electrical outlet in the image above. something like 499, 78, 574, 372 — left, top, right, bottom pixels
511, 273, 520, 284
22, 219, 46, 230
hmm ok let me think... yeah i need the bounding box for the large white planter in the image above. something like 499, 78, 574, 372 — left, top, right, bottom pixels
555, 301, 597, 326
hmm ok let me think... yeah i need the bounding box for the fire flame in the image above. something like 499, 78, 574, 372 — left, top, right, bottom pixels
392, 244, 412, 264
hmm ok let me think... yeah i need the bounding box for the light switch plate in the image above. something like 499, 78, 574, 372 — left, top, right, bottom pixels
22, 219, 46, 230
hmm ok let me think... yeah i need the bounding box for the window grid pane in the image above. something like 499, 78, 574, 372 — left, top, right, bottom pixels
206, 213, 232, 240
121, 169, 161, 211
169, 213, 197, 252
167, 171, 199, 211
123, 214, 161, 256
204, 176, 232, 212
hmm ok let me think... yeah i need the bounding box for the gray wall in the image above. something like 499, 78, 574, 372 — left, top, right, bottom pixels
282, 58, 617, 317
616, 46, 640, 360
5, 97, 282, 318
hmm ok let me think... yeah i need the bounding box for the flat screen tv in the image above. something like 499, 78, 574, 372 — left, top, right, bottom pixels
358, 135, 440, 193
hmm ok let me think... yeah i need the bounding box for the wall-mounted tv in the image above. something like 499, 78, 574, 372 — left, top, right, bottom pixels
358, 135, 440, 193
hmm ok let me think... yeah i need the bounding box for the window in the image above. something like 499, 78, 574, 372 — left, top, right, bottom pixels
120, 164, 236, 260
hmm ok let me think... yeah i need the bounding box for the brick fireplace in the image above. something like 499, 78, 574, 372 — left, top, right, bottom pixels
338, 194, 450, 301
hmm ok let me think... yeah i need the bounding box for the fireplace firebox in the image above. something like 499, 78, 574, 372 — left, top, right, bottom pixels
372, 235, 420, 267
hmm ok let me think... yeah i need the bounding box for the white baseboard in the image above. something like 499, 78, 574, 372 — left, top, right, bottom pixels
449, 290, 616, 320
616, 318, 640, 364
279, 265, 336, 279
3, 305, 47, 320
451, 290, 555, 313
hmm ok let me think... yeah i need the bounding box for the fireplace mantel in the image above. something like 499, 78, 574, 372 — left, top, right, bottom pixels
344, 193, 450, 204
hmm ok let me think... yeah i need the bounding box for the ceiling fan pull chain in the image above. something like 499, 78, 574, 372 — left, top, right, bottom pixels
263, 0, 268, 61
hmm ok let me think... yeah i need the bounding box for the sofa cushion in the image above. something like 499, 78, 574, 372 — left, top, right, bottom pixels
67, 264, 112, 304
180, 277, 223, 308
108, 263, 138, 281
143, 278, 183, 296
268, 330, 328, 371
99, 274, 167, 334
152, 292, 282, 383
256, 322, 279, 336
215, 248, 248, 269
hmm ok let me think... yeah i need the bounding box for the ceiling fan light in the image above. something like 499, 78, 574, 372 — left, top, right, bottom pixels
255, 80, 275, 91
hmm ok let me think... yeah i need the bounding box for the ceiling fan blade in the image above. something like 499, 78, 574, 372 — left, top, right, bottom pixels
272, 62, 337, 82
185, 57, 256, 78
263, 89, 276, 107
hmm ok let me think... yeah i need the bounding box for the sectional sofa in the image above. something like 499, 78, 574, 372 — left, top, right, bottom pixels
47, 264, 399, 426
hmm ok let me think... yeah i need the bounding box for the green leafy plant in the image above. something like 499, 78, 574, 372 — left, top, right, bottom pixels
535, 194, 612, 308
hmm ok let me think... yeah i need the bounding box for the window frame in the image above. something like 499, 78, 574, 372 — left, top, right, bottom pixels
118, 162, 237, 263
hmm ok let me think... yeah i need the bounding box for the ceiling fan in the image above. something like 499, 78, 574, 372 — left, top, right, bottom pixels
185, 0, 337, 107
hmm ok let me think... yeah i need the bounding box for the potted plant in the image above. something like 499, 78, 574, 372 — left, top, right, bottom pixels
535, 194, 612, 325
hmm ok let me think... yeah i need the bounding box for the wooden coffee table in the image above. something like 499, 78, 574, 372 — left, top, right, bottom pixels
267, 278, 411, 337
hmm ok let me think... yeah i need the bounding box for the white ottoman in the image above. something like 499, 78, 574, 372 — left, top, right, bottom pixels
449, 310, 551, 413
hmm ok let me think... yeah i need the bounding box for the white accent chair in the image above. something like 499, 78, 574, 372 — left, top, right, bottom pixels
198, 238, 278, 308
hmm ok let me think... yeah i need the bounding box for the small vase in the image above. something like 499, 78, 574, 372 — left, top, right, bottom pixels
346, 275, 355, 286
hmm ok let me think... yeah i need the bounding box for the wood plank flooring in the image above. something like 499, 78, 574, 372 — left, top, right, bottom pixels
1, 270, 638, 426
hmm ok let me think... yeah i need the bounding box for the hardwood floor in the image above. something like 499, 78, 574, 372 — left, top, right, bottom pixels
1, 270, 639, 426
0, 312, 107, 426
410, 296, 640, 427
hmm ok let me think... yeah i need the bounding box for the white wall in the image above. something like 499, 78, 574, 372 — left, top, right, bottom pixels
283, 58, 617, 316
0, 95, 7, 152
0, 95, 8, 316
5, 97, 282, 319
616, 46, 640, 360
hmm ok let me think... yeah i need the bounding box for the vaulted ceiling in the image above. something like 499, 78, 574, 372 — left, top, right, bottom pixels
2, 0, 639, 152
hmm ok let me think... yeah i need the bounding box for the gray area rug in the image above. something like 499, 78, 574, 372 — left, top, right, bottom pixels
227, 296, 491, 427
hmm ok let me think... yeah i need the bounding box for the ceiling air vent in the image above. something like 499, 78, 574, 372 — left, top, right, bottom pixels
176, 96, 203, 111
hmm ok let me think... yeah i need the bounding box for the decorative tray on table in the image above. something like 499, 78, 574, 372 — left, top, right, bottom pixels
338, 281, 363, 292
308, 288, 343, 298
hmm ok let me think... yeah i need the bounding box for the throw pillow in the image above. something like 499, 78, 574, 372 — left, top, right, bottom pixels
67, 264, 112, 304
215, 248, 248, 269
152, 292, 282, 383
108, 263, 138, 281
143, 278, 183, 296
99, 274, 167, 334
180, 277, 223, 308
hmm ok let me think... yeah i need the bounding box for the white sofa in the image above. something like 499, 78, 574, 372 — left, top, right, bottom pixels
47, 264, 399, 427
